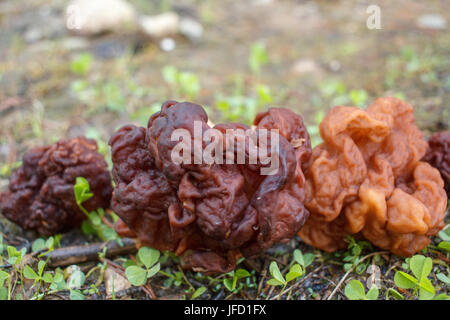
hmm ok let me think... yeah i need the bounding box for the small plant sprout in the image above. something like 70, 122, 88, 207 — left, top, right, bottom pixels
125, 247, 160, 286
436, 226, 450, 253
344, 279, 379, 300
249, 42, 269, 74
160, 268, 186, 288
74, 177, 120, 242
385, 288, 404, 300
267, 260, 304, 299
215, 82, 274, 124
393, 255, 445, 300
436, 273, 450, 286
32, 235, 61, 257
293, 249, 315, 270
341, 236, 373, 274
223, 269, 251, 293
162, 65, 200, 100
70, 52, 93, 76
191, 286, 207, 300
0, 270, 11, 300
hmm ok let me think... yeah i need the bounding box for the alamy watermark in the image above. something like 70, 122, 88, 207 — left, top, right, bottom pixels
170, 121, 281, 175
366, 5, 381, 30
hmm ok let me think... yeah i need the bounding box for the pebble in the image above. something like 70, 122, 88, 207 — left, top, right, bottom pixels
179, 17, 204, 42
139, 12, 180, 38
417, 14, 447, 30
160, 37, 176, 52
104, 268, 131, 296
65, 0, 137, 36
291, 59, 320, 75
92, 40, 127, 59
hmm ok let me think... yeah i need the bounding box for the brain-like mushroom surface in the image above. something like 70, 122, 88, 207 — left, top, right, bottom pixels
299, 97, 448, 256
0, 137, 112, 235
110, 100, 311, 273
423, 131, 450, 196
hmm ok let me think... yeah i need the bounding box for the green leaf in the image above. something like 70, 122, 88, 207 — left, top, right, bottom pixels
266, 278, 284, 286
137, 247, 160, 269
269, 261, 285, 285
394, 271, 418, 289
81, 220, 96, 235
224, 278, 235, 291
255, 84, 273, 104
344, 280, 366, 300
73, 177, 93, 206
70, 53, 93, 76
249, 42, 268, 74
69, 289, 85, 300
178, 72, 200, 99
418, 277, 435, 300
38, 260, 46, 276
0, 287, 7, 300
386, 288, 404, 300
162, 65, 178, 85
366, 286, 379, 300
438, 228, 450, 241
437, 241, 450, 252
46, 235, 61, 251
433, 293, 450, 300
67, 267, 86, 290
31, 239, 46, 253
293, 249, 305, 266
349, 89, 368, 107
50, 272, 67, 291
125, 266, 147, 286
192, 286, 206, 299
436, 273, 450, 285
42, 273, 53, 284
286, 264, 303, 282
235, 269, 250, 279
123, 259, 137, 269
7, 246, 18, 265
23, 265, 38, 280
409, 255, 432, 281
88, 212, 102, 226
0, 271, 9, 287
146, 263, 160, 278
303, 253, 315, 268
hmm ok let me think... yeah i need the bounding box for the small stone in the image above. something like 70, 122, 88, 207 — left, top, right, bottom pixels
105, 268, 131, 296
66, 0, 137, 36
417, 14, 447, 30
160, 37, 176, 52
93, 40, 127, 59
291, 59, 319, 75
179, 17, 204, 42
139, 12, 180, 38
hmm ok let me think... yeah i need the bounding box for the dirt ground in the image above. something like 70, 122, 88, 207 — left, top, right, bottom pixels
0, 0, 448, 300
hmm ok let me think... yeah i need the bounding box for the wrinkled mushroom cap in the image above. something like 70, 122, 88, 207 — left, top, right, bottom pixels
299, 97, 447, 256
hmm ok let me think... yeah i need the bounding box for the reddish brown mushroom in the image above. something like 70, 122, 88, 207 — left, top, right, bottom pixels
423, 131, 450, 196
0, 137, 112, 235
110, 100, 311, 273
299, 97, 448, 256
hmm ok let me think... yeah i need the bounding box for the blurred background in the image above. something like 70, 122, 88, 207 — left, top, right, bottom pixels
0, 0, 449, 176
